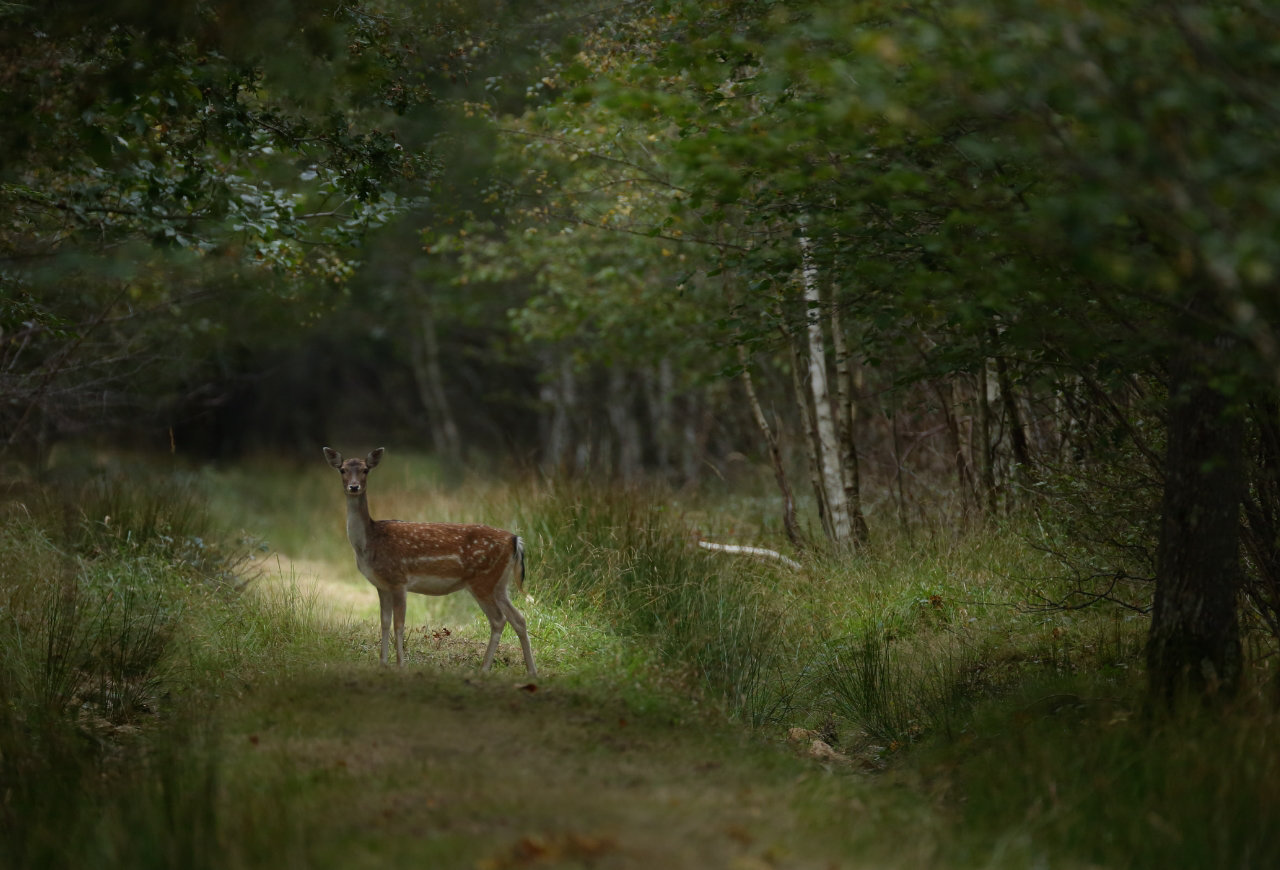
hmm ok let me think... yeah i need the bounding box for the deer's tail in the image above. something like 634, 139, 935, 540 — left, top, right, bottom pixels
513, 535, 526, 592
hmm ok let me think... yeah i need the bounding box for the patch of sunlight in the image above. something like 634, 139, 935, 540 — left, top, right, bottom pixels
256, 554, 370, 622
256, 552, 492, 638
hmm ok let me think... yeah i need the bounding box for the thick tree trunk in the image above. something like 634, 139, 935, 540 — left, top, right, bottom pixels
540, 356, 576, 470
738, 344, 804, 550
679, 393, 706, 485
645, 359, 676, 478
1147, 348, 1244, 705
935, 379, 977, 518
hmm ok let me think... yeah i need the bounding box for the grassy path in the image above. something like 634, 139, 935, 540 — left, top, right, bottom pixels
215, 562, 923, 870
9, 463, 1275, 869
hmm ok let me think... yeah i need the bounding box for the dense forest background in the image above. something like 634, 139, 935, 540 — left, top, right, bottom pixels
5, 0, 1280, 706
5, 4, 1280, 866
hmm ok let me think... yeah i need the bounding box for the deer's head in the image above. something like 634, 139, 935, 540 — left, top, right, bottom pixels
323, 447, 384, 496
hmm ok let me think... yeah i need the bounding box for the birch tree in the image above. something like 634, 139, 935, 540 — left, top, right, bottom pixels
799, 221, 852, 542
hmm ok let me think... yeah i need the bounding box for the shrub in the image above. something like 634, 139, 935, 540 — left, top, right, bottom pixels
0, 463, 254, 869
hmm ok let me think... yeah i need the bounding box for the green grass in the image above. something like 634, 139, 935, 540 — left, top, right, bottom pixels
515, 483, 795, 723
206, 453, 1280, 863
3, 450, 1278, 868
917, 677, 1280, 869
0, 461, 322, 870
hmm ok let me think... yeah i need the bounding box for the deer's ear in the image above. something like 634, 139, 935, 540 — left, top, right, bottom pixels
367, 447, 385, 468
323, 447, 343, 469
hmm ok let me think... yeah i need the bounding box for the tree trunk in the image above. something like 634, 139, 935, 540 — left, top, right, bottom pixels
992, 339, 1031, 502
738, 344, 804, 550
799, 221, 852, 543
606, 366, 642, 483
935, 378, 977, 518
786, 326, 831, 539
409, 297, 461, 462
975, 366, 997, 515
1147, 346, 1244, 705
889, 408, 909, 537
541, 355, 576, 471
1240, 400, 1280, 645
646, 359, 676, 478
829, 297, 870, 547
679, 393, 704, 485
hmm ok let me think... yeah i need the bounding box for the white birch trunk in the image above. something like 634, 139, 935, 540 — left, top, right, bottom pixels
697, 539, 802, 570
799, 220, 852, 542
786, 328, 832, 539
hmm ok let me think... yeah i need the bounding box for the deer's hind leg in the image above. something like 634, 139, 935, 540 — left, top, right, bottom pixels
474, 596, 507, 673
496, 591, 537, 678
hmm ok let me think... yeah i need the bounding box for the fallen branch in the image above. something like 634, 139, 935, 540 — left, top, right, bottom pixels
697, 539, 802, 571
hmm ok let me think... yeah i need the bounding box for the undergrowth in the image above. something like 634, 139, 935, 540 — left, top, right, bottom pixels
9, 451, 1274, 868
917, 674, 1280, 869
520, 485, 793, 725
510, 480, 1280, 868
0, 460, 311, 870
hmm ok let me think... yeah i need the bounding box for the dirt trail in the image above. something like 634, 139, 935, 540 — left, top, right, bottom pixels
224, 666, 882, 869
220, 560, 901, 869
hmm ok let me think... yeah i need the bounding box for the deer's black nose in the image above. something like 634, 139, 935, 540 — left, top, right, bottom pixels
347, 483, 361, 493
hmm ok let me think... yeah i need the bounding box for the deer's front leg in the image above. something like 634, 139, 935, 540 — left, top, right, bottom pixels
391, 587, 408, 666
377, 587, 393, 666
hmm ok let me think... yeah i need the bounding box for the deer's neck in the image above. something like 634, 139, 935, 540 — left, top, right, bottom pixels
345, 492, 375, 556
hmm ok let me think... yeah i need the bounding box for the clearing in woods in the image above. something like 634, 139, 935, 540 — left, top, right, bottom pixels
219, 558, 923, 869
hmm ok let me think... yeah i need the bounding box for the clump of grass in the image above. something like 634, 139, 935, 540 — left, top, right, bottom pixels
518, 483, 797, 723
0, 460, 304, 869
821, 628, 981, 748
506, 483, 1140, 739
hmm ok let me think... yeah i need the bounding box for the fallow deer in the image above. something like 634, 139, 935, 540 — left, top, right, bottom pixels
322, 447, 536, 676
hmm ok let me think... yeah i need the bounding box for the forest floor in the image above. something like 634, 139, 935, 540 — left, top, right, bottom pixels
217, 559, 926, 870
194, 461, 1277, 870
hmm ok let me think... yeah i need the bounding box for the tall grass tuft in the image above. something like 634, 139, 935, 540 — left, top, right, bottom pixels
822, 628, 978, 746
520, 484, 796, 723
0, 461, 297, 869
